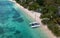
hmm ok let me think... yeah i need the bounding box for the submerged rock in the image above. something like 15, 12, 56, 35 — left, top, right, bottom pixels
9, 27, 15, 31
6, 35, 13, 38
0, 26, 16, 35
13, 30, 22, 38
12, 15, 20, 19
16, 18, 24, 22
14, 30, 21, 35
12, 12, 20, 19
0, 13, 9, 24
0, 18, 9, 24
13, 18, 24, 23
4, 27, 15, 32
1, 35, 13, 38
1, 35, 7, 38
0, 26, 5, 34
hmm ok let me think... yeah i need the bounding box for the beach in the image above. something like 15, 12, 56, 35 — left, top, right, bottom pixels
11, 0, 57, 38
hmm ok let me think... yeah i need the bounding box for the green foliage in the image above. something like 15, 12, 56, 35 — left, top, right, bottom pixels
36, 0, 44, 6
29, 3, 40, 10
15, 0, 20, 3
48, 24, 60, 36
25, 0, 32, 4
41, 5, 58, 19
40, 0, 60, 37
56, 0, 60, 5
41, 7, 48, 14
47, 6, 57, 12
41, 19, 49, 25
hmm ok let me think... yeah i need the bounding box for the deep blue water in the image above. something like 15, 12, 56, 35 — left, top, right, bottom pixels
0, 0, 50, 38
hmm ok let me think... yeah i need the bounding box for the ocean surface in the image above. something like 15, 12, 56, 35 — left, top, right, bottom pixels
0, 0, 50, 38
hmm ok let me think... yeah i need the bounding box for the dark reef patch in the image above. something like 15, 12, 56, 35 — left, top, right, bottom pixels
0, 17, 9, 24
12, 8, 21, 19
14, 30, 21, 35
0, 11, 10, 24
1, 35, 13, 38
13, 30, 23, 38
0, 26, 5, 34
4, 27, 15, 32
6, 35, 13, 38
12, 17, 24, 23
12, 12, 20, 19
0, 26, 16, 35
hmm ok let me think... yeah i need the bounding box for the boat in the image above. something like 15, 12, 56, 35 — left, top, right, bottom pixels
29, 22, 40, 28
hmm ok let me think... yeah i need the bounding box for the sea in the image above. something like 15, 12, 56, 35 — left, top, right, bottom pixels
0, 0, 50, 38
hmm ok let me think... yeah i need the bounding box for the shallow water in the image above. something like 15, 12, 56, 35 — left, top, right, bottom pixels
0, 0, 50, 38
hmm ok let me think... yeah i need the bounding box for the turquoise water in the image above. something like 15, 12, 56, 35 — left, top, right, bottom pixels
0, 0, 50, 38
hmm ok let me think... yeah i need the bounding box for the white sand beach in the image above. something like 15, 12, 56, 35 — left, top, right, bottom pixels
11, 0, 57, 38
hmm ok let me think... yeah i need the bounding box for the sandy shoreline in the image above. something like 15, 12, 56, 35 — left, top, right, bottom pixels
11, 0, 57, 38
